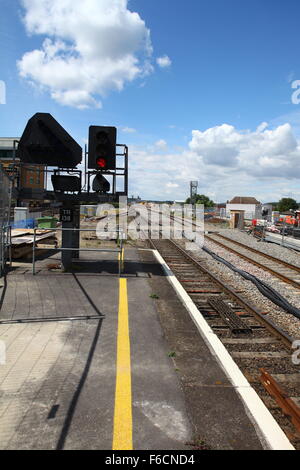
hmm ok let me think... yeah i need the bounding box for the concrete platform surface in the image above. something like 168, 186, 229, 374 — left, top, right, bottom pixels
0, 247, 264, 450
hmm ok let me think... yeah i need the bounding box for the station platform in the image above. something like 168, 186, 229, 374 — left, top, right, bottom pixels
0, 247, 265, 450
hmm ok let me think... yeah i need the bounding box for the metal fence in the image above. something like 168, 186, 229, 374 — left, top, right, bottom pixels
0, 167, 12, 276
32, 227, 125, 276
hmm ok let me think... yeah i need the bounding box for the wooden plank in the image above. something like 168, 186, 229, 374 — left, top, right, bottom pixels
11, 230, 31, 238
11, 232, 56, 246
11, 238, 29, 246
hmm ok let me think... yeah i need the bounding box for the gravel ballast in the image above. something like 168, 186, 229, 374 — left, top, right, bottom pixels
214, 228, 300, 268
177, 230, 300, 339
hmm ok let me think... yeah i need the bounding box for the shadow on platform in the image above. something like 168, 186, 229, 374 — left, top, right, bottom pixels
67, 259, 165, 276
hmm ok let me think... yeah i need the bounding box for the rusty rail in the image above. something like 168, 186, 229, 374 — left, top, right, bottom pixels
260, 368, 300, 434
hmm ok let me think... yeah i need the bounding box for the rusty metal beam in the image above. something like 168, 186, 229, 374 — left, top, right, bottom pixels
260, 368, 300, 434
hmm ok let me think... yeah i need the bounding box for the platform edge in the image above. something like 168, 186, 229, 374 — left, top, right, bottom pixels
152, 249, 295, 451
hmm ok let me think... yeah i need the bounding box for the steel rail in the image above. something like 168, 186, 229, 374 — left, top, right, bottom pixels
150, 237, 294, 349
142, 211, 294, 347
212, 233, 300, 273
146, 228, 299, 442
168, 211, 300, 274
205, 233, 300, 290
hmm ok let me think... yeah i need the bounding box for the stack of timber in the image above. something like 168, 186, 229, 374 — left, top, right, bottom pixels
11, 229, 57, 259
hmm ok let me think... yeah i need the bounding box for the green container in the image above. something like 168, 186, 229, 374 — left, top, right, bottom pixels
37, 217, 58, 229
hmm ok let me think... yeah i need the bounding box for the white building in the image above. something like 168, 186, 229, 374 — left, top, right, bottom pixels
226, 196, 262, 220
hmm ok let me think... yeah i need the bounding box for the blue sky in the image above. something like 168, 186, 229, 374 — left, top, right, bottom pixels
1, 0, 300, 202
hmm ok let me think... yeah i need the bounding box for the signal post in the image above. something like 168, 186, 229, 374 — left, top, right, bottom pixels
13, 113, 128, 271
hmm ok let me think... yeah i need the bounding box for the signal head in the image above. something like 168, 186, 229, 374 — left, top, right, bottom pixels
88, 126, 116, 170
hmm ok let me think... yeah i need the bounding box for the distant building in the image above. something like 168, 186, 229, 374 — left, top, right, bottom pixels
128, 195, 142, 204
0, 137, 45, 190
226, 196, 262, 220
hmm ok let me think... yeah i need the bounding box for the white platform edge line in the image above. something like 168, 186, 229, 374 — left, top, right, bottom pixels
152, 249, 295, 451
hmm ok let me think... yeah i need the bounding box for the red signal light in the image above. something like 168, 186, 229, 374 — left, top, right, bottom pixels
88, 126, 117, 170
96, 157, 106, 168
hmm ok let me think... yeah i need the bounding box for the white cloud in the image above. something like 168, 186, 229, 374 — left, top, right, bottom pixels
128, 146, 201, 200
155, 139, 168, 151
121, 127, 137, 133
256, 122, 268, 133
189, 124, 242, 166
128, 123, 300, 202
18, 0, 154, 108
156, 55, 172, 68
189, 122, 298, 176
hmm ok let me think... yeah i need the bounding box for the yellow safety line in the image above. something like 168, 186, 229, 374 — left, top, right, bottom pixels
112, 278, 133, 450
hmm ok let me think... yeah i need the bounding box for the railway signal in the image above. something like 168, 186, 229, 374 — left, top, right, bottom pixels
92, 173, 110, 193
17, 113, 82, 168
88, 126, 117, 170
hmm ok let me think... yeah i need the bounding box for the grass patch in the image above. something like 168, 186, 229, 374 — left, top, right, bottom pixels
168, 351, 176, 358
186, 437, 211, 450
149, 293, 159, 299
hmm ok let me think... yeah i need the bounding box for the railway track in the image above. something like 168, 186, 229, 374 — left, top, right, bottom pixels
164, 211, 300, 290
205, 233, 300, 290
149, 237, 300, 448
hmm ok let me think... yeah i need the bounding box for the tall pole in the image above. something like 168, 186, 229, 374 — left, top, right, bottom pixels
61, 203, 80, 270
190, 181, 198, 219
